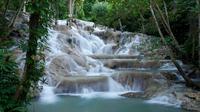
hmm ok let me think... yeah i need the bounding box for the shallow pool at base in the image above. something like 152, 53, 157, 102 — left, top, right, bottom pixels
29, 96, 187, 112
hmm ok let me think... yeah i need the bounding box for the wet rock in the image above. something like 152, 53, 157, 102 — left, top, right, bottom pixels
161, 72, 178, 81
185, 92, 200, 101
92, 30, 106, 38
147, 84, 200, 112
188, 69, 200, 79
84, 26, 94, 32
176, 91, 200, 112
121, 92, 146, 98
54, 25, 71, 34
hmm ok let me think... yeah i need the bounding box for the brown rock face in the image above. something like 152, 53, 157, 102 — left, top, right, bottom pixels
104, 59, 174, 69
161, 72, 178, 81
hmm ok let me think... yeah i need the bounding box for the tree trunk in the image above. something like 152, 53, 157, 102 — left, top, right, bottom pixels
150, 1, 200, 89
15, 8, 40, 101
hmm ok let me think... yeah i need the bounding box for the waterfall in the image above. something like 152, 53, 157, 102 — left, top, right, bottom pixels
42, 20, 146, 100
40, 19, 184, 104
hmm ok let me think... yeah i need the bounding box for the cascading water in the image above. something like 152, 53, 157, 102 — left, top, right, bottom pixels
37, 19, 185, 108
40, 20, 145, 101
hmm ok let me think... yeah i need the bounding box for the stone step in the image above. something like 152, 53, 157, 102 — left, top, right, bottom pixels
103, 59, 175, 69
111, 71, 168, 92
54, 71, 177, 94
55, 76, 109, 93
87, 54, 139, 59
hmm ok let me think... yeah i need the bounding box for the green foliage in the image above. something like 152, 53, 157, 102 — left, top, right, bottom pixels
51, 0, 68, 19
0, 15, 9, 38
91, 2, 111, 24
92, 2, 109, 17
0, 49, 26, 112
0, 0, 22, 12
83, 0, 96, 18
0, 39, 15, 49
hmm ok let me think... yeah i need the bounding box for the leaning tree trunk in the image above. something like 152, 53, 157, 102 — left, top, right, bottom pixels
15, 10, 40, 101
150, 1, 200, 89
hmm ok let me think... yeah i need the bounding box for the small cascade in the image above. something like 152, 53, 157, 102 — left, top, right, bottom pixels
39, 85, 58, 103
115, 34, 141, 55
146, 96, 182, 107
108, 77, 125, 92
97, 43, 116, 54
